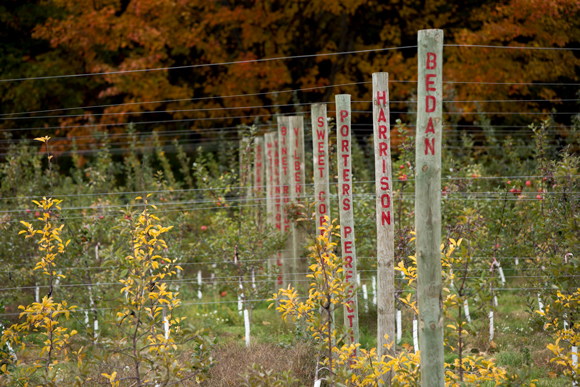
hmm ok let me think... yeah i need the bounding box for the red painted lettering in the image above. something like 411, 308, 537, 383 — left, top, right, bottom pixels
426, 74, 436, 92
343, 197, 351, 211
379, 125, 387, 139
342, 184, 350, 196
343, 168, 350, 182
378, 108, 387, 122
340, 110, 349, 122
381, 193, 391, 208
426, 52, 436, 70
317, 117, 324, 127
377, 90, 387, 106
342, 139, 349, 152
381, 211, 391, 225
344, 240, 353, 253
379, 142, 388, 156
425, 117, 435, 133
345, 256, 352, 268
344, 226, 352, 239
426, 95, 436, 113
380, 176, 389, 191
425, 138, 435, 155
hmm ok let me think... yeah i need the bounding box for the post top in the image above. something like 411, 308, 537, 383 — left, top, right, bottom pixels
418, 29, 444, 41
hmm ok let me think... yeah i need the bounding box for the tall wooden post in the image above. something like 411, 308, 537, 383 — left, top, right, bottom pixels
254, 136, 265, 203
239, 131, 252, 196
265, 132, 278, 276
273, 133, 284, 288
336, 95, 359, 349
373, 73, 395, 364
416, 29, 444, 386
289, 116, 307, 291
278, 117, 293, 289
311, 104, 331, 234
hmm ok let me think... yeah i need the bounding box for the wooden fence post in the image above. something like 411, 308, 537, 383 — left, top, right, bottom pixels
311, 104, 331, 235
289, 116, 307, 292
416, 29, 444, 387
373, 72, 395, 366
254, 136, 265, 222
265, 133, 277, 276
278, 117, 293, 289
336, 94, 359, 349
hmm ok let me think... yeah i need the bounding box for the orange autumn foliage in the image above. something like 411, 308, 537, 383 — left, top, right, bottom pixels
2, 0, 577, 150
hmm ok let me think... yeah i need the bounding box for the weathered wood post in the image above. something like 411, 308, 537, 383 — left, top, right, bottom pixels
272, 132, 284, 288
311, 104, 331, 235
289, 116, 307, 291
265, 132, 278, 277
373, 72, 395, 364
278, 116, 293, 289
265, 133, 275, 268
254, 136, 265, 221
336, 94, 359, 349
416, 29, 444, 386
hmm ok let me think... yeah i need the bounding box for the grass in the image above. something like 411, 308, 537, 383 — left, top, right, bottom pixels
175, 283, 571, 386
1, 281, 574, 385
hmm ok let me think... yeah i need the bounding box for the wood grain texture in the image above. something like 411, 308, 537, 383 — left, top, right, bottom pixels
254, 136, 265, 228
277, 116, 294, 290
336, 94, 359, 348
264, 132, 278, 276
373, 73, 395, 365
415, 29, 444, 387
311, 104, 331, 236
288, 116, 307, 292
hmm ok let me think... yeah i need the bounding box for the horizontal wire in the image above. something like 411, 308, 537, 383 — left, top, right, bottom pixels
444, 44, 580, 51
0, 46, 417, 83
0, 284, 551, 318
0, 269, 559, 293
4, 97, 579, 123
0, 82, 371, 118
0, 257, 543, 273
1, 187, 576, 215
3, 122, 570, 148
4, 106, 576, 134
0, 175, 567, 207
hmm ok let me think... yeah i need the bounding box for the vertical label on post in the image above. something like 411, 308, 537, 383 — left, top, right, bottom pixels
373, 72, 395, 359
289, 116, 306, 290
288, 116, 305, 204
278, 116, 293, 289
254, 137, 264, 199
265, 132, 282, 285
336, 94, 359, 349
311, 104, 330, 235
416, 29, 444, 386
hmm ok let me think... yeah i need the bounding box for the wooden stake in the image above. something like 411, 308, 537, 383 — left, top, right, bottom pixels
289, 116, 307, 291
254, 136, 265, 224
373, 72, 395, 361
416, 29, 444, 386
272, 133, 284, 288
278, 116, 293, 289
311, 104, 331, 235
265, 132, 277, 274
336, 94, 359, 349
